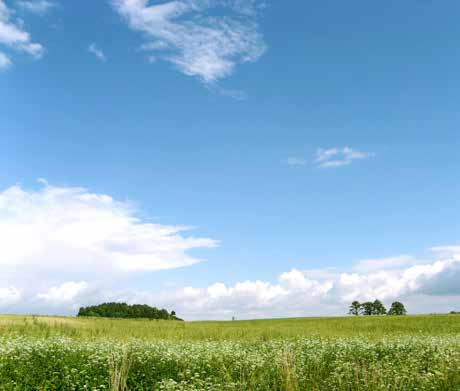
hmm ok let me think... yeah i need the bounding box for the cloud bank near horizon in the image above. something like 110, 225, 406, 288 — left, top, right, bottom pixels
0, 182, 458, 319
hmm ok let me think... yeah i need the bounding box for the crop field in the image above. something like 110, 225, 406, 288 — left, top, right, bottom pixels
0, 315, 459, 390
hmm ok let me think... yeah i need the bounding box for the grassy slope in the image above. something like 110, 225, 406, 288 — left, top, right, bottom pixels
1, 313, 459, 341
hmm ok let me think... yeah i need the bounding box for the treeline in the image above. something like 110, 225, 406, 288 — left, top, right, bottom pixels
77, 302, 183, 320
348, 300, 406, 316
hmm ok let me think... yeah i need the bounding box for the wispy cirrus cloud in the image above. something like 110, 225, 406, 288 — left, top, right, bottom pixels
430, 246, 460, 257
314, 147, 373, 168
287, 147, 373, 169
0, 50, 11, 69
286, 157, 307, 167
0, 0, 43, 67
17, 0, 55, 15
88, 42, 107, 61
111, 0, 267, 83
353, 255, 420, 272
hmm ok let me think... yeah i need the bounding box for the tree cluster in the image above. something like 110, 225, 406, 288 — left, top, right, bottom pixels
77, 302, 183, 320
348, 300, 406, 316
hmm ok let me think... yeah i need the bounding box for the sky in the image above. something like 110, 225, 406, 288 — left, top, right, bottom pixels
1, 0, 459, 320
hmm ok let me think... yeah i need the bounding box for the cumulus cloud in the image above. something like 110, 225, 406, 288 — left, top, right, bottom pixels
111, 0, 267, 82
0, 0, 43, 66
314, 147, 372, 168
17, 0, 55, 15
88, 42, 107, 61
93, 251, 460, 320
0, 182, 217, 280
37, 281, 88, 304
0, 287, 21, 306
1, 181, 458, 319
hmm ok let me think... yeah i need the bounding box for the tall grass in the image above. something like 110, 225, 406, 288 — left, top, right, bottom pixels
1, 314, 459, 341
0, 314, 458, 389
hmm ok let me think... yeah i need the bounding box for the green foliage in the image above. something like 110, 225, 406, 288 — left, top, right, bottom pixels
361, 301, 375, 316
372, 299, 387, 315
77, 302, 182, 321
388, 301, 407, 316
348, 300, 390, 316
348, 300, 361, 316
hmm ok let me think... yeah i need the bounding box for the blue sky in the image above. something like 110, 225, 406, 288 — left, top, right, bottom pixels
1, 0, 459, 319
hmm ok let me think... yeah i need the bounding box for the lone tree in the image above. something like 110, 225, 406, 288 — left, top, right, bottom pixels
372, 299, 387, 315
348, 301, 361, 316
388, 301, 407, 315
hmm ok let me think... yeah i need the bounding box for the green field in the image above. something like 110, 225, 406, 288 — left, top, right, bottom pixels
0, 314, 459, 390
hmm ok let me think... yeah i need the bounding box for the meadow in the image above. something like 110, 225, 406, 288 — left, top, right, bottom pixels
0, 314, 458, 390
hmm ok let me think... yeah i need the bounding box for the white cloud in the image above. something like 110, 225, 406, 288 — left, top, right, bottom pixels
0, 0, 43, 66
353, 255, 419, 272
0, 50, 10, 68
430, 246, 460, 259
88, 42, 107, 61
0, 287, 21, 305
1, 181, 458, 319
287, 157, 307, 167
17, 0, 55, 15
37, 281, 88, 303
0, 182, 217, 279
112, 0, 267, 82
110, 251, 460, 320
314, 147, 372, 168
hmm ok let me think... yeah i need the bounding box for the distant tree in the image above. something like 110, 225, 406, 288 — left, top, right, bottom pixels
361, 301, 374, 316
372, 300, 387, 315
348, 301, 361, 316
388, 301, 407, 316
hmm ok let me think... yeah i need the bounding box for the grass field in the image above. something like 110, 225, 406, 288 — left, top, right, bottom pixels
0, 314, 459, 390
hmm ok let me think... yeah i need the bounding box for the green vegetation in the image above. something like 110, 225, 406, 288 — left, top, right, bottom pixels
348, 300, 407, 316
388, 301, 407, 316
77, 302, 182, 321
0, 314, 459, 390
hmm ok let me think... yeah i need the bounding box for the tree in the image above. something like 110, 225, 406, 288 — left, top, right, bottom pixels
77, 302, 183, 320
388, 301, 407, 315
372, 300, 387, 315
361, 301, 374, 316
348, 301, 361, 316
